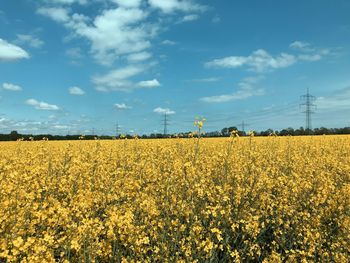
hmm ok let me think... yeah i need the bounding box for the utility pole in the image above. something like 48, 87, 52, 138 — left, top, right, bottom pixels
237, 120, 249, 134
300, 88, 316, 134
163, 113, 169, 136
116, 123, 121, 137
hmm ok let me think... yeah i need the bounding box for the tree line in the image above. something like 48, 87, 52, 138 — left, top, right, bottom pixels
0, 126, 349, 141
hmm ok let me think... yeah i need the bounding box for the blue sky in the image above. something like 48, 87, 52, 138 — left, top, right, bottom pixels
0, 0, 349, 135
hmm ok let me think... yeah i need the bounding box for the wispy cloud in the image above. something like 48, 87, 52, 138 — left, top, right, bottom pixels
189, 77, 220, 83
298, 54, 322, 62
316, 86, 350, 111
153, 107, 175, 115
93, 65, 145, 92
178, 14, 199, 23
92, 59, 160, 91
113, 0, 142, 8
43, 0, 88, 5
2, 82, 22, 91
52, 124, 69, 129
37, 7, 70, 23
127, 51, 152, 62
14, 34, 44, 48
212, 15, 221, 23
148, 0, 207, 13
289, 41, 313, 51
26, 99, 60, 111
69, 86, 85, 95
137, 79, 161, 88
290, 40, 331, 62
162, 39, 177, 45
0, 115, 76, 134
66, 47, 83, 59
0, 38, 29, 61
200, 76, 264, 103
205, 42, 332, 73
205, 49, 296, 72
114, 103, 132, 110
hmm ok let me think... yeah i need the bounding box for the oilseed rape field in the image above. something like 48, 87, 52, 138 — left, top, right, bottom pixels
0, 136, 349, 262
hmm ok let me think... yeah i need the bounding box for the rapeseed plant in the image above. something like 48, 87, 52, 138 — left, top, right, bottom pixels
0, 135, 349, 262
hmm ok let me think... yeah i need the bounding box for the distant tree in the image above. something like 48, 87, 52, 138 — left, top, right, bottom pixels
221, 126, 238, 136
294, 127, 306, 136
314, 127, 330, 135
279, 129, 290, 136
228, 126, 238, 132
10, 131, 20, 141
221, 127, 229, 136
260, 128, 274, 136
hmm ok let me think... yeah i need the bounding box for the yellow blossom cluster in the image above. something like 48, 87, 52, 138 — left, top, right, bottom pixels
0, 136, 349, 262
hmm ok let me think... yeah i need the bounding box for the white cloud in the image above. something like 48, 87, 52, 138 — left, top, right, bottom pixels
162, 39, 176, 45
190, 77, 220, 82
26, 99, 60, 111
74, 7, 154, 65
97, 65, 144, 82
290, 41, 312, 51
37, 0, 207, 84
0, 114, 94, 134
290, 41, 332, 57
127, 51, 152, 62
15, 34, 44, 48
137, 79, 161, 88
42, 6, 156, 65
206, 43, 332, 73
0, 117, 42, 132
178, 14, 199, 23
0, 38, 29, 61
37, 0, 206, 67
114, 103, 132, 109
148, 0, 206, 13
153, 107, 175, 115
69, 86, 85, 95
43, 0, 87, 4
205, 49, 296, 72
298, 54, 322, 61
93, 65, 144, 92
112, 0, 142, 8
290, 41, 331, 62
200, 76, 264, 103
2, 83, 22, 91
37, 7, 70, 23
52, 125, 69, 129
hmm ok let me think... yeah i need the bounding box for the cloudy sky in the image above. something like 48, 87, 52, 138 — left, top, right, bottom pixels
0, 0, 350, 135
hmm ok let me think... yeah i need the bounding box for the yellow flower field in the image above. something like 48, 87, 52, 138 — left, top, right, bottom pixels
0, 136, 349, 262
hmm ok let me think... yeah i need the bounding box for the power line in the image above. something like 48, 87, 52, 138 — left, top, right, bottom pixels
116, 122, 121, 136
163, 113, 169, 135
300, 88, 316, 133
236, 120, 250, 133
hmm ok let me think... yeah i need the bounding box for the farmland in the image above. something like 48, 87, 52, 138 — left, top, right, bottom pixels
0, 136, 349, 262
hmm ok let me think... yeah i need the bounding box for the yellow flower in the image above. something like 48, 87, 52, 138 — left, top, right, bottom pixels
13, 237, 24, 248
